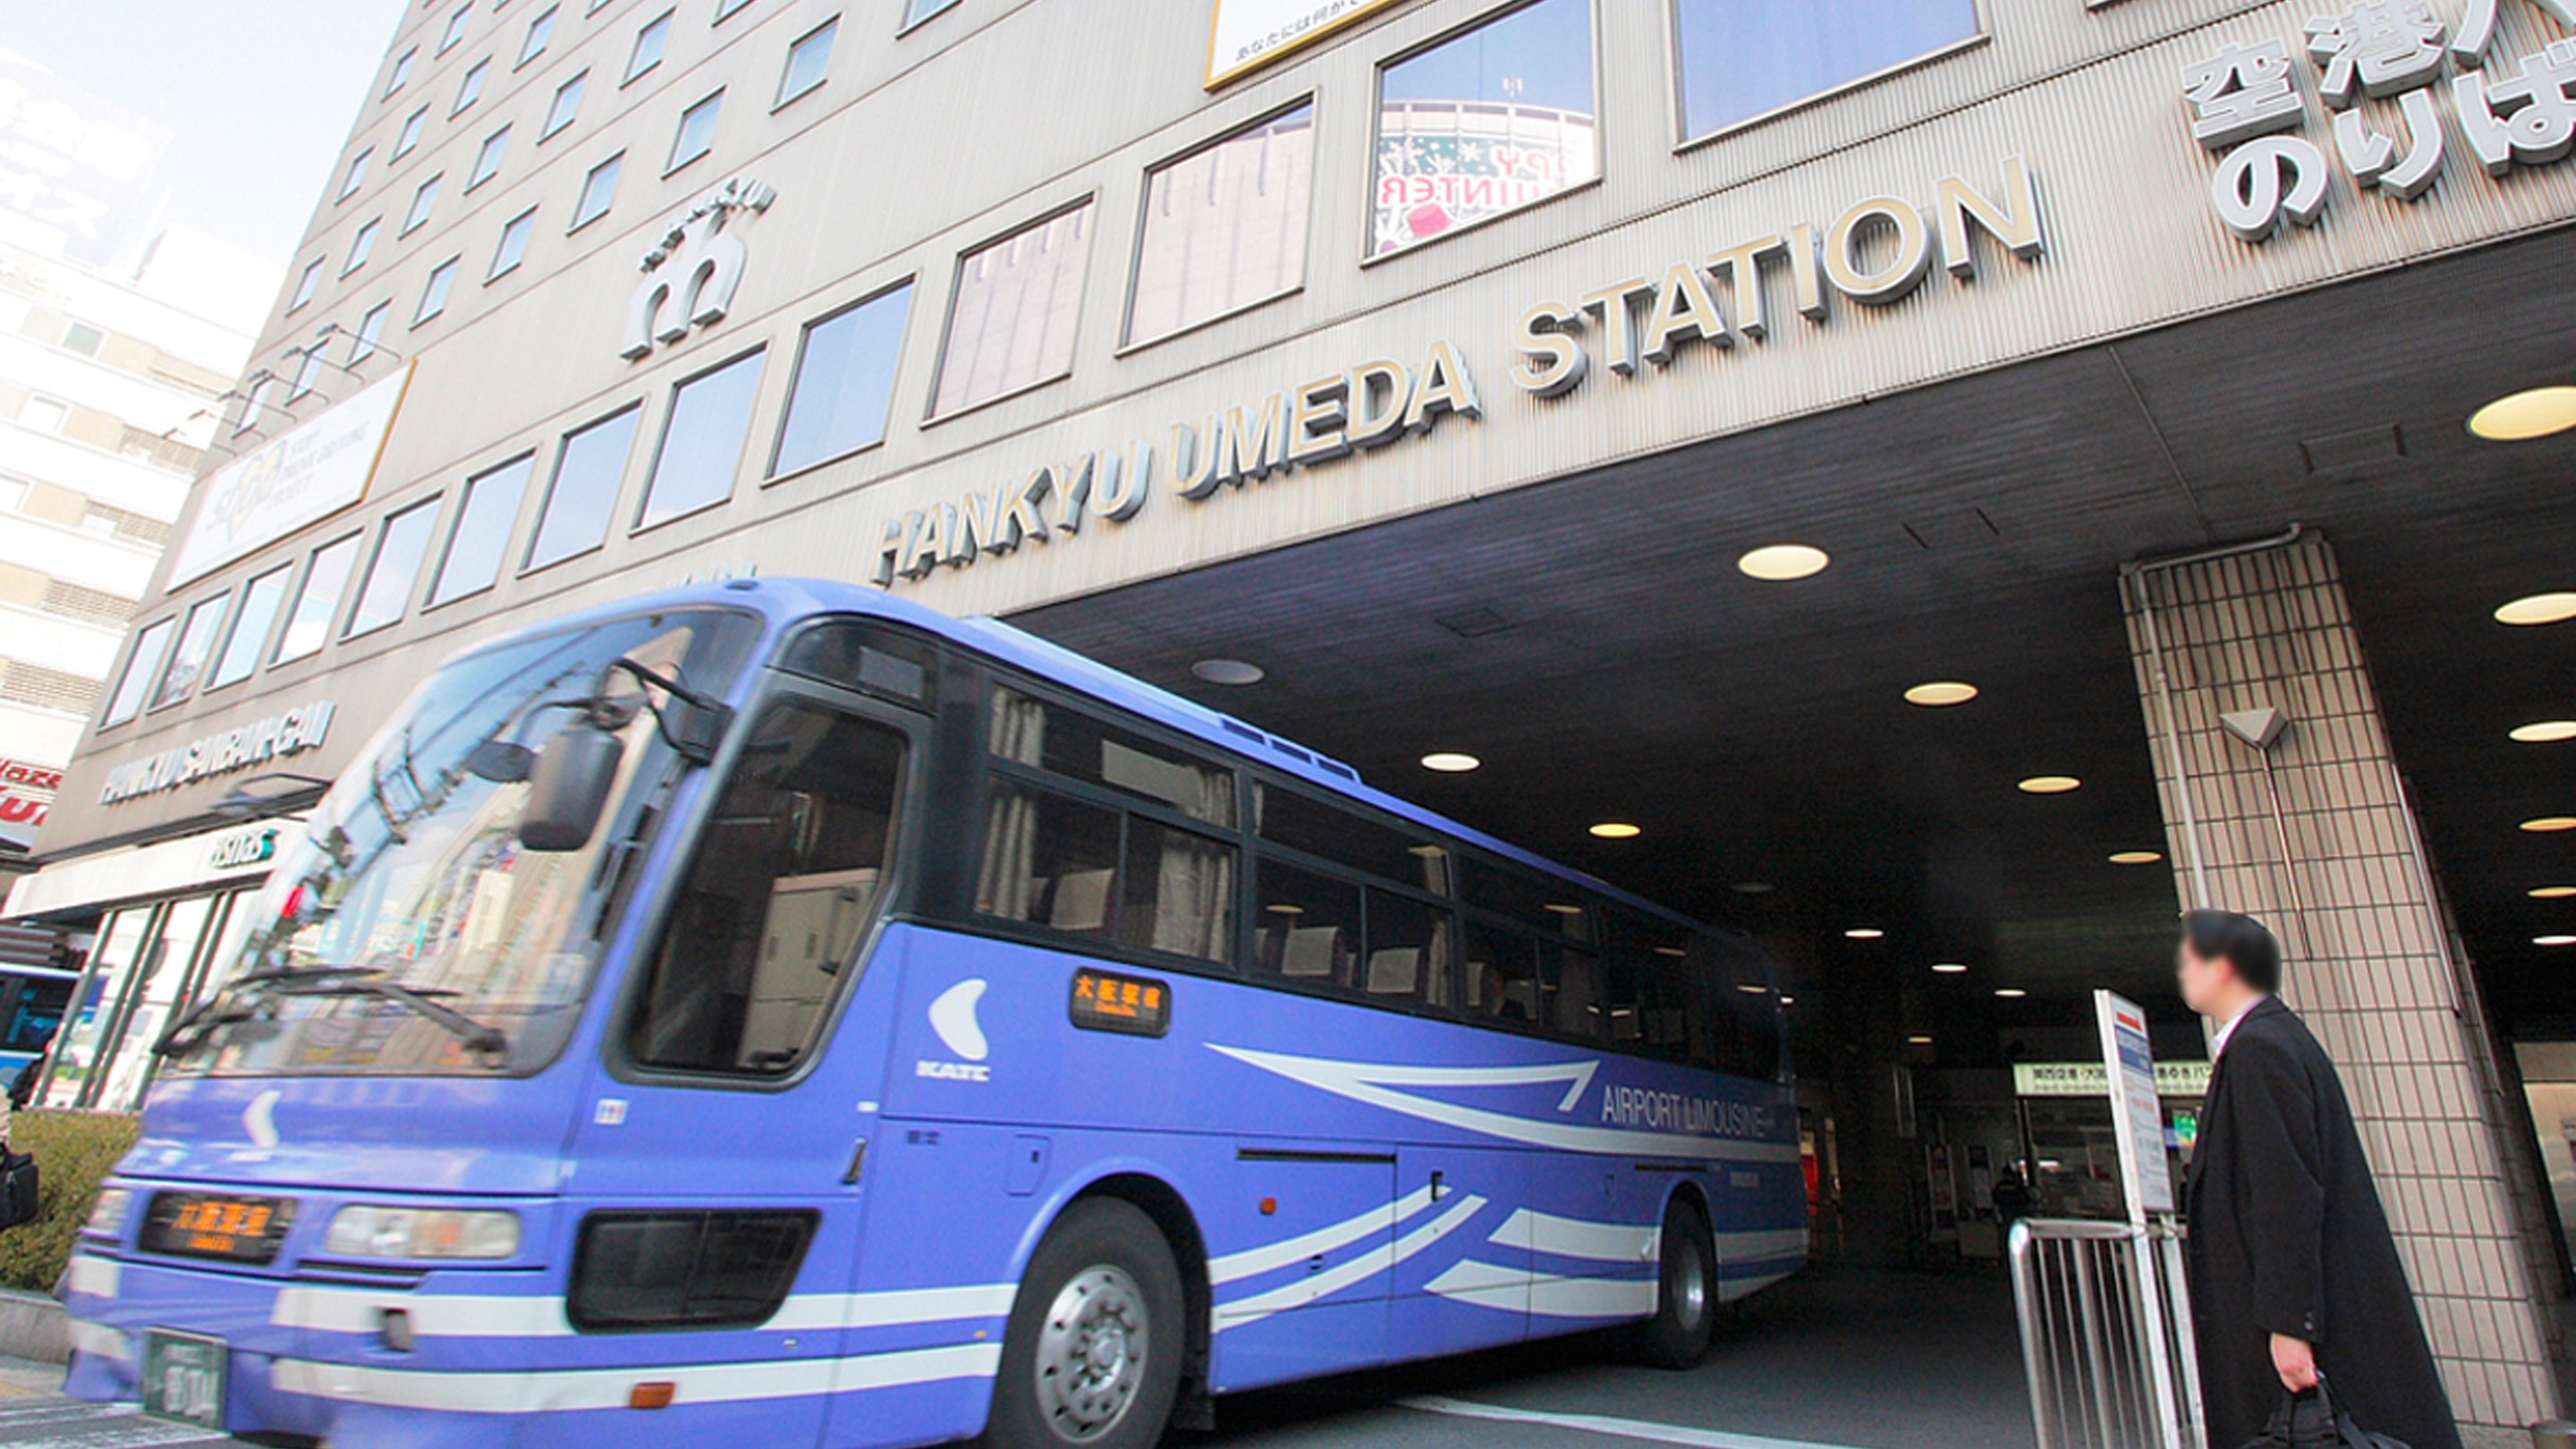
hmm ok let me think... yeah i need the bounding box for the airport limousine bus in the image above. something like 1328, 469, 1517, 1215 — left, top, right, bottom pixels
64, 579, 1803, 1448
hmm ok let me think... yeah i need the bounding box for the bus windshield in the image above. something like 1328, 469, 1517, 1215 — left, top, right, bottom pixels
159, 608, 758, 1079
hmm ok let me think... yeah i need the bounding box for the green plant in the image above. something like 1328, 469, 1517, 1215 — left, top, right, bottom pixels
0, 1112, 140, 1293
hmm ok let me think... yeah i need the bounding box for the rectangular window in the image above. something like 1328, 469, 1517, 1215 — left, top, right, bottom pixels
403, 174, 441, 233
772, 280, 911, 477
988, 685, 1235, 826
491, 207, 538, 277
1252, 782, 1448, 891
525, 404, 640, 570
18, 394, 68, 433
979, 782, 1125, 943
347, 498, 442, 637
150, 595, 230, 710
519, 4, 556, 66
669, 90, 722, 172
338, 148, 373, 201
715, 0, 754, 20
470, 127, 511, 190
1673, 0, 1979, 141
288, 349, 327, 400
394, 105, 429, 158
1364, 887, 1454, 1006
1129, 104, 1313, 345
343, 217, 381, 274
350, 301, 390, 364
572, 152, 623, 229
778, 18, 835, 105
209, 564, 292, 690
1372, 0, 1597, 256
626, 11, 672, 83
60, 321, 105, 357
932, 202, 1092, 417
234, 377, 274, 434
902, 0, 959, 28
544, 71, 588, 138
638, 349, 763, 529
1254, 859, 1360, 987
439, 4, 470, 53
1120, 817, 1235, 963
288, 257, 324, 311
275, 534, 361, 663
430, 453, 531, 605
385, 47, 417, 97
454, 57, 489, 114
100, 618, 174, 726
415, 257, 460, 324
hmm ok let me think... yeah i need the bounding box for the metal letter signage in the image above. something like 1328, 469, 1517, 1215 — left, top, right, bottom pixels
97, 701, 336, 806
622, 177, 775, 361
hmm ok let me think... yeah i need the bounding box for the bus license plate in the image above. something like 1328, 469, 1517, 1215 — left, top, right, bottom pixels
140, 1329, 227, 1430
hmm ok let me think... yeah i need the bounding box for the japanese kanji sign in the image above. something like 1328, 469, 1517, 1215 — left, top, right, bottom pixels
0, 52, 170, 267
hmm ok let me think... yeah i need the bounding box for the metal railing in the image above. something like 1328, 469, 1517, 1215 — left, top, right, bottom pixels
2009, 1218, 2205, 1449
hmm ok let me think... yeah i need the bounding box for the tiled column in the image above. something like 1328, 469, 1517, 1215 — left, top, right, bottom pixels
2121, 532, 2561, 1445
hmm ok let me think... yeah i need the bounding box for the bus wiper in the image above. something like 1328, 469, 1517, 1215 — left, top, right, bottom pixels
270, 973, 509, 1057
153, 965, 355, 1058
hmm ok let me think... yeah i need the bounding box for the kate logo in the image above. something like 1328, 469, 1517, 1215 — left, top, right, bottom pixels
929, 979, 989, 1063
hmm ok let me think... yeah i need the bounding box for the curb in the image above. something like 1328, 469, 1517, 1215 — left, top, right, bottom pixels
0, 1288, 67, 1365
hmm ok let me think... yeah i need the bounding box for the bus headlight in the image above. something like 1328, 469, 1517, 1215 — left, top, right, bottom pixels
83, 1187, 133, 1239
324, 1206, 521, 1261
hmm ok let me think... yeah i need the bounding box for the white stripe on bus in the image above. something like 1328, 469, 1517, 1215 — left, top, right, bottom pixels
1209, 1185, 1439, 1285
1714, 1228, 1809, 1264
64, 1254, 118, 1300
1215, 1193, 1486, 1328
267, 1341, 1001, 1413
1419, 1260, 1661, 1319
271, 1284, 1018, 1337
66, 1320, 128, 1361
1495, 1209, 1660, 1265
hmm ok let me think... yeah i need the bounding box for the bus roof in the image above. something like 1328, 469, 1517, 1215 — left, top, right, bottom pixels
486, 577, 1725, 941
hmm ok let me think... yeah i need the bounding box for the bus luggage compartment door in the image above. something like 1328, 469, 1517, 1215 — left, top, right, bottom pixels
1208, 1146, 1394, 1389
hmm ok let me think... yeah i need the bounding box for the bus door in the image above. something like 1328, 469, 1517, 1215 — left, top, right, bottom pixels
565, 684, 924, 1444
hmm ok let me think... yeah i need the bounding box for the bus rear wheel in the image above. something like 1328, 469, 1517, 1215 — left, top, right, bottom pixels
985, 1198, 1185, 1449
1637, 1200, 1717, 1369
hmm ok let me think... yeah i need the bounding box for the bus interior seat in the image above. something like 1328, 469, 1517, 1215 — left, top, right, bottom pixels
1049, 869, 1114, 932
1367, 948, 1420, 996
1281, 926, 1342, 979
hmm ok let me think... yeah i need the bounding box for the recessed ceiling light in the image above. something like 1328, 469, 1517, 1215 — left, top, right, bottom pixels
1408, 843, 1448, 859
1904, 682, 1979, 708
1654, 945, 1689, 958
1737, 544, 1830, 581
2523, 817, 2576, 834
2531, 886, 2576, 900
1589, 822, 1641, 840
1545, 902, 1586, 916
1779, 995, 1796, 1005
1191, 658, 1266, 686
1932, 962, 1970, 975
1737, 984, 1770, 995
2538, 935, 2576, 947
2019, 775, 2082, 795
1995, 987, 2029, 999
2496, 593, 2576, 626
2108, 851, 2165, 866
1420, 752, 1481, 773
1265, 903, 1304, 916
1906, 1035, 1934, 1046
1844, 928, 1885, 940
1730, 881, 1775, 895
2469, 386, 2576, 441
2512, 721, 2576, 743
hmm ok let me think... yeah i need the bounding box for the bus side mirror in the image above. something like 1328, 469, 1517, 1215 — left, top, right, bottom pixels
519, 725, 623, 852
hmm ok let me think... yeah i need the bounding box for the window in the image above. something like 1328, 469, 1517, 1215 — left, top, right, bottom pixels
518, 4, 556, 66
1674, 0, 1979, 141
979, 783, 1125, 944
454, 57, 489, 114
902, 0, 959, 28
778, 18, 835, 105
430, 453, 531, 605
209, 564, 292, 689
1254, 860, 1360, 987
347, 498, 443, 637
404, 174, 442, 233
470, 127, 511, 190
639, 350, 763, 529
525, 404, 640, 569
0, 475, 24, 513
438, 4, 470, 53
572, 152, 623, 229
288, 257, 324, 311
491, 207, 538, 277
669, 91, 722, 171
60, 321, 105, 357
18, 394, 68, 433
385, 47, 418, 97
1129, 103, 1314, 345
415, 257, 460, 324
274, 534, 362, 663
544, 71, 588, 138
100, 619, 174, 726
234, 376, 275, 434
1462, 921, 1542, 1023
629, 701, 910, 1076
1364, 887, 1454, 1006
772, 281, 911, 476
987, 686, 1234, 826
288, 348, 327, 400
150, 595, 230, 710
626, 11, 672, 83
344, 217, 381, 274
394, 105, 429, 158
1252, 783, 1449, 890
350, 301, 390, 363
339, 148, 373, 201
1372, 0, 1597, 255
932, 202, 1092, 416
715, 0, 753, 20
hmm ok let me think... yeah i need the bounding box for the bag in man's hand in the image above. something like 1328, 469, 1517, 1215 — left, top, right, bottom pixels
2241, 1377, 2411, 1449
0, 1152, 38, 1231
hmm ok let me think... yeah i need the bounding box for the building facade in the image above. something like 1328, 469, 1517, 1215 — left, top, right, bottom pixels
9, 0, 2576, 1438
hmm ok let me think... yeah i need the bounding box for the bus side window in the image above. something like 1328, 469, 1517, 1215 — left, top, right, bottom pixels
1462, 921, 1538, 1023
1117, 818, 1235, 964
627, 701, 908, 1078
979, 781, 1123, 937
1544, 941, 1605, 1042
1363, 888, 1453, 1006
1253, 860, 1360, 988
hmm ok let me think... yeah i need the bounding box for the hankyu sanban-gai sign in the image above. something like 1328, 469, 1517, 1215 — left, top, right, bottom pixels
875, 157, 2044, 588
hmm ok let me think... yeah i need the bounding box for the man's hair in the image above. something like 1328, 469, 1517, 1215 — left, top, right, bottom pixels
2183, 909, 2283, 995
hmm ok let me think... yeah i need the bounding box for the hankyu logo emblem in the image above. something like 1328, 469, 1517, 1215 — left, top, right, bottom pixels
919, 979, 991, 1081
620, 177, 773, 360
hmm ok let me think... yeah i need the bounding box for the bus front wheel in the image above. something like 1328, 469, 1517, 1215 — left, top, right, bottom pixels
986, 1198, 1186, 1449
1637, 1200, 1716, 1369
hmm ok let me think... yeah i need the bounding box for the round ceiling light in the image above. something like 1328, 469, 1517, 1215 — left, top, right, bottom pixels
1191, 658, 1266, 686
2538, 935, 2576, 948
2108, 850, 2165, 866
2511, 721, 2576, 743
1995, 987, 2029, 999
1844, 928, 1885, 940
1906, 1035, 1934, 1046
1737, 544, 1830, 581
1932, 962, 1970, 975
1420, 752, 1481, 774
1589, 822, 1641, 840
2019, 775, 2083, 795
1904, 682, 1979, 708
2496, 593, 2576, 626
1730, 881, 1775, 895
2469, 386, 2576, 441
1779, 995, 1797, 1006
2530, 886, 2576, 900
2523, 817, 2576, 834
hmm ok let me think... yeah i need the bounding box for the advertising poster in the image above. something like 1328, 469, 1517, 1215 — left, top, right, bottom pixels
166, 363, 413, 587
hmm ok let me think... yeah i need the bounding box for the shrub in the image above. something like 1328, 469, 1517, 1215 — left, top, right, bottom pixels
0, 1113, 140, 1293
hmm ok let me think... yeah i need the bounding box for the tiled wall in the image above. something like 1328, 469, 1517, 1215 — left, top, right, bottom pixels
2122, 533, 2559, 1439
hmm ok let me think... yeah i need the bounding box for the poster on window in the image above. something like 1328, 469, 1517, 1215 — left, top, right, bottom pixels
1207, 0, 1410, 89
1372, 102, 1597, 254
167, 362, 415, 588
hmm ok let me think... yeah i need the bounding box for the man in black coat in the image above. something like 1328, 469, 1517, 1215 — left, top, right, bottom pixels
2178, 909, 2462, 1449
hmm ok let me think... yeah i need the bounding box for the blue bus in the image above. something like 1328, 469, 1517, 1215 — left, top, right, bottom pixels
64, 579, 1801, 1448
